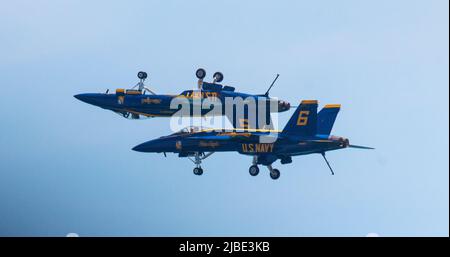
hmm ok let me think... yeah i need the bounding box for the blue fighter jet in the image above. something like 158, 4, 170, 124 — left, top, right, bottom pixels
132, 100, 374, 180
74, 69, 291, 129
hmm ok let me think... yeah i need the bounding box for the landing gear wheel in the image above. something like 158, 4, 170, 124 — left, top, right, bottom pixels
249, 165, 259, 176
270, 169, 280, 180
137, 71, 147, 80
196, 68, 206, 79
193, 167, 203, 176
213, 72, 224, 83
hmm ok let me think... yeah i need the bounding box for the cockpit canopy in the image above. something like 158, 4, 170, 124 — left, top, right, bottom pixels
171, 126, 204, 135
202, 82, 235, 92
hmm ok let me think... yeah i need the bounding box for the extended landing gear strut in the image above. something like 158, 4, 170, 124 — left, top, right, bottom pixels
249, 156, 260, 176
188, 152, 214, 176
267, 165, 281, 180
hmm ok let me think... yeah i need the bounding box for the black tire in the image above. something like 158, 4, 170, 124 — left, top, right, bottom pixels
249, 165, 259, 176
193, 167, 203, 176
270, 169, 280, 180
137, 71, 147, 80
196, 68, 206, 79
213, 72, 224, 83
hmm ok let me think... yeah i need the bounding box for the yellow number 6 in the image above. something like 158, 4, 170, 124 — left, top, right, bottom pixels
297, 111, 310, 126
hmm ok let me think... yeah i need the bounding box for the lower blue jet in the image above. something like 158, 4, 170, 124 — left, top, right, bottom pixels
132, 100, 374, 180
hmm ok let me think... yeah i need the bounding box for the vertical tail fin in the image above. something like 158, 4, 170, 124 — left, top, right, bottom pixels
317, 104, 340, 136
281, 100, 318, 136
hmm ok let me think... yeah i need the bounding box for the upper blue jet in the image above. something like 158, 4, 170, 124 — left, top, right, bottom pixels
74, 69, 291, 129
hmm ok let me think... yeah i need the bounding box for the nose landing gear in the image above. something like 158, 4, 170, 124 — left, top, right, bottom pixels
193, 167, 203, 176
192, 152, 203, 176
188, 152, 215, 176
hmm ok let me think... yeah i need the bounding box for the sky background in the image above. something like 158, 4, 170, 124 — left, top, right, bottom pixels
0, 0, 448, 236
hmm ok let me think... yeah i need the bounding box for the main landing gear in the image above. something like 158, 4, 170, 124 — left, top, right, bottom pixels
249, 156, 259, 176
249, 165, 259, 176
248, 156, 280, 180
248, 164, 280, 180
267, 165, 281, 180
188, 152, 214, 176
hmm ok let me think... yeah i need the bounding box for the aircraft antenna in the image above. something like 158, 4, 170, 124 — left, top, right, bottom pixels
321, 152, 335, 175
264, 74, 280, 97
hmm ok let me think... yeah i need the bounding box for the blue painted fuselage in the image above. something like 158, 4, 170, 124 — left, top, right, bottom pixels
132, 129, 349, 166
74, 86, 290, 119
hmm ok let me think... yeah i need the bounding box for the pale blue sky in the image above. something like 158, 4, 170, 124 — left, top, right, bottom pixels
0, 0, 448, 236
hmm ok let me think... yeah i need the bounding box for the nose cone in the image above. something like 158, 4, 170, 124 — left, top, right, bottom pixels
74, 93, 105, 107
132, 139, 174, 153
74, 93, 90, 103
132, 142, 149, 152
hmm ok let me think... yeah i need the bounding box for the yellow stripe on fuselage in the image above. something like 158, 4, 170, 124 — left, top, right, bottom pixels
200, 128, 282, 133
